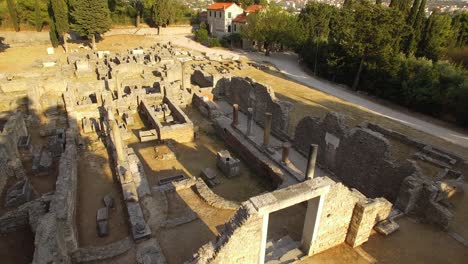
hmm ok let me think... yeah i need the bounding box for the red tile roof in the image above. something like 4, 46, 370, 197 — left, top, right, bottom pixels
245, 5, 264, 13
207, 2, 235, 10
233, 14, 247, 23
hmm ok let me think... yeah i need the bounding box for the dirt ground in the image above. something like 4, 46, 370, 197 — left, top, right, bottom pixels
76, 136, 129, 247
157, 188, 234, 264
0, 227, 35, 264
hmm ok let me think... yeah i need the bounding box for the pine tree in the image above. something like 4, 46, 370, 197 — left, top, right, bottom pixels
6, 0, 20, 32
50, 0, 69, 52
71, 0, 112, 50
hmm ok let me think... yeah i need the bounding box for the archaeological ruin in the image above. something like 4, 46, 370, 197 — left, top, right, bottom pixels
0, 41, 466, 264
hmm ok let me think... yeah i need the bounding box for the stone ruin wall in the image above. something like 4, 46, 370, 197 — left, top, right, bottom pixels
293, 113, 416, 202
293, 112, 464, 229
213, 77, 292, 136
0, 126, 78, 264
0, 113, 28, 196
190, 179, 391, 264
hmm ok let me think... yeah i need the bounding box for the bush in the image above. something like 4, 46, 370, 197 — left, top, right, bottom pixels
207, 37, 220, 47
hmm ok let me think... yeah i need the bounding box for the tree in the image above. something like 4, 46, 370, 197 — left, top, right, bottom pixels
214, 0, 268, 7
152, 0, 173, 34
404, 0, 426, 55
48, 1, 59, 47
451, 12, 468, 48
50, 0, 69, 52
128, 0, 152, 27
329, 2, 406, 90
71, 0, 112, 50
389, 0, 412, 14
7, 0, 20, 31
243, 4, 301, 56
417, 11, 453, 61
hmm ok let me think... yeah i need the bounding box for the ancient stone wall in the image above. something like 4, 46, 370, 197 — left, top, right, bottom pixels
190, 179, 392, 263
213, 77, 292, 135
189, 201, 264, 264
293, 113, 416, 202
191, 70, 214, 88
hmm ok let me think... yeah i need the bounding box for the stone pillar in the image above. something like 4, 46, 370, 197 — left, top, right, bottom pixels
246, 107, 254, 136
232, 104, 239, 127
282, 142, 291, 164
111, 120, 125, 162
305, 144, 318, 180
301, 195, 326, 256
263, 112, 272, 147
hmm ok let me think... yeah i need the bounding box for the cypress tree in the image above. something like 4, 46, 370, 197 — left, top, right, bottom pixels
51, 0, 69, 52
6, 0, 20, 32
407, 0, 421, 26
48, 2, 60, 47
71, 0, 112, 50
412, 0, 427, 55
35, 0, 42, 31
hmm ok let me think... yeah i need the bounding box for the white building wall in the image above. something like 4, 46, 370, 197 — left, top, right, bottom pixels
207, 5, 244, 38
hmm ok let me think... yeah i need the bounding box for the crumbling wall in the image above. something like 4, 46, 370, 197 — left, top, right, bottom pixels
213, 77, 292, 135
189, 201, 264, 264
293, 113, 416, 201
191, 70, 214, 88
32, 129, 78, 264
190, 179, 392, 263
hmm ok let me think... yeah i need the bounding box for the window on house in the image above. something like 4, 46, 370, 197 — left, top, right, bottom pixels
219, 11, 222, 18
209, 11, 212, 17
228, 25, 231, 33
228, 12, 232, 18
234, 24, 237, 32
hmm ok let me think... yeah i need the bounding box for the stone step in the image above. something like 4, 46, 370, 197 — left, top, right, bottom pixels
265, 236, 303, 263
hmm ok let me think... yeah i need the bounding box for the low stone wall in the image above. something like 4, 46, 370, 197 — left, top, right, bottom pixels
194, 179, 240, 210
0, 31, 50, 46
140, 98, 194, 143
213, 77, 292, 135
71, 237, 133, 263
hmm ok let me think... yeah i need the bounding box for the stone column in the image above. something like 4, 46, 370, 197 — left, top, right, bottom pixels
111, 120, 125, 162
232, 104, 239, 127
282, 142, 291, 164
263, 112, 272, 147
246, 107, 254, 136
301, 195, 326, 256
305, 144, 318, 180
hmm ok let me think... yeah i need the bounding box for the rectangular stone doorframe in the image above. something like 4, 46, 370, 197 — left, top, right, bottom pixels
249, 177, 332, 264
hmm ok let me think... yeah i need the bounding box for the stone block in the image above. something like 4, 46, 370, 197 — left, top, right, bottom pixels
216, 150, 240, 178
97, 207, 109, 222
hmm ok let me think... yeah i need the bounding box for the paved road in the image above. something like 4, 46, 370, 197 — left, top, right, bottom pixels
151, 30, 468, 149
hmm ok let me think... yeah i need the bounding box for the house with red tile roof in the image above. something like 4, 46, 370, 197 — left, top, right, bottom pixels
232, 5, 265, 49
206, 2, 244, 38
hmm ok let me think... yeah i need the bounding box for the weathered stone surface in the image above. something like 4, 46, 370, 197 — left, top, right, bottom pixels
103, 194, 115, 209
71, 237, 133, 263
195, 179, 239, 210
136, 238, 167, 264
216, 150, 240, 178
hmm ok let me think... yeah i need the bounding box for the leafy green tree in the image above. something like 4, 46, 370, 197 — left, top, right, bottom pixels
417, 11, 453, 61
403, 0, 426, 55
152, 0, 172, 34
330, 2, 406, 90
7, 0, 20, 31
389, 0, 412, 14
451, 12, 468, 48
50, 0, 69, 52
71, 0, 111, 50
243, 4, 301, 56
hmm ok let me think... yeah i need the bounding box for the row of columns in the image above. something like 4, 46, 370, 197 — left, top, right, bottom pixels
230, 104, 318, 180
